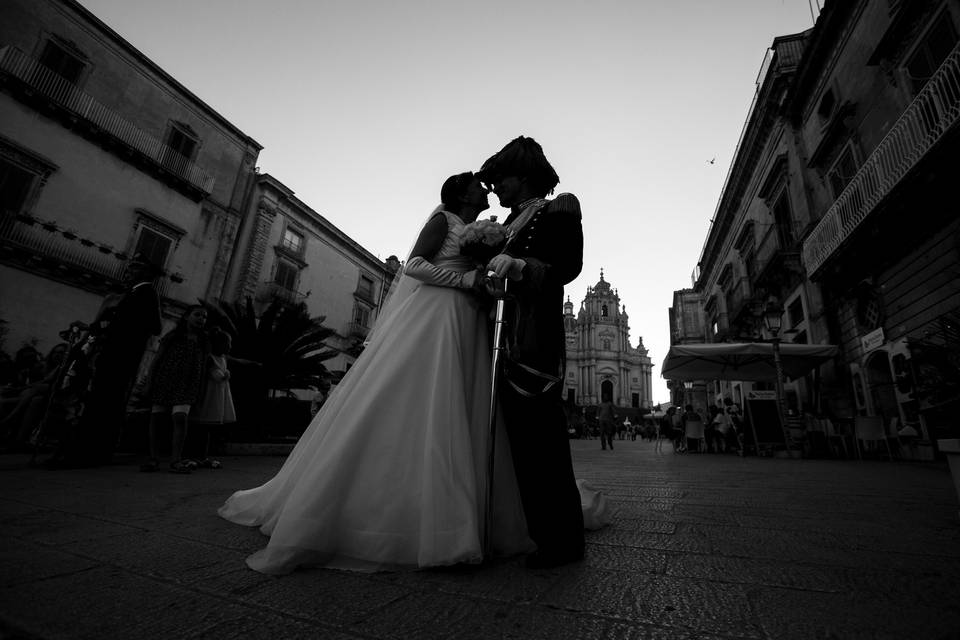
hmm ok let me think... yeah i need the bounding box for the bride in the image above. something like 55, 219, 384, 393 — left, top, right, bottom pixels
218, 172, 606, 574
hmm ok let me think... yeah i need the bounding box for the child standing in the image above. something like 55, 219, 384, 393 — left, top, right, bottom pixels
140, 305, 208, 474
190, 328, 238, 468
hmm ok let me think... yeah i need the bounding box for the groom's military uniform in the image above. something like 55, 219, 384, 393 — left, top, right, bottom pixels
500, 192, 585, 561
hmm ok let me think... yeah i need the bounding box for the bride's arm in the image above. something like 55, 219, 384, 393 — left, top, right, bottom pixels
404, 214, 477, 288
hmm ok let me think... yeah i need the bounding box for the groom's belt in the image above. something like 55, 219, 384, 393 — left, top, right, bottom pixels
504, 359, 561, 398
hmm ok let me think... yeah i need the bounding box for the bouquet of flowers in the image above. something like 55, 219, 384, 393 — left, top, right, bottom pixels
459, 218, 507, 264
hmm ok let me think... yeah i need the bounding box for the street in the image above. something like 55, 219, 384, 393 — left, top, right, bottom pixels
1, 440, 958, 639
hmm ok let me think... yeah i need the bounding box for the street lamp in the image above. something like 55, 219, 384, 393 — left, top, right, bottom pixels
763, 299, 792, 453
683, 380, 693, 408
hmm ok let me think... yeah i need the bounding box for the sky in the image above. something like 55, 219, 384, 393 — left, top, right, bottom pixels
78, 0, 819, 404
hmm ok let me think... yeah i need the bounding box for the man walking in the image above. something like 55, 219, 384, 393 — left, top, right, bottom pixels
598, 397, 618, 450
479, 135, 585, 569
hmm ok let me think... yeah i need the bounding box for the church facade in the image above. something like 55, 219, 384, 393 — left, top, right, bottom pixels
563, 271, 653, 409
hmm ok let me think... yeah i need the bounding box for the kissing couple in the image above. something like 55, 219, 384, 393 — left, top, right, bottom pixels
218, 135, 608, 574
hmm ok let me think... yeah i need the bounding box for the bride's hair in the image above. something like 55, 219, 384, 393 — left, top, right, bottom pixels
440, 172, 475, 212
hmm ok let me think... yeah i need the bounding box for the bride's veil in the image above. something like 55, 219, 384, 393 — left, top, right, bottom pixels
363, 204, 446, 346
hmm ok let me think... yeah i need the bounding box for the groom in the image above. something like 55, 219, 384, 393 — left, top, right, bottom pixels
477, 136, 585, 569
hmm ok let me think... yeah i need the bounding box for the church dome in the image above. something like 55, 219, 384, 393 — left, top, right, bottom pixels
594, 268, 611, 294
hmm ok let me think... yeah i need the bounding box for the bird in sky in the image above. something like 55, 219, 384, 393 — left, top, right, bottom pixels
707, 157, 716, 164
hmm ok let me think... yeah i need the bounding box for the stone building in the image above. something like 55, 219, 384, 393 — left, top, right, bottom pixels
0, 0, 261, 354
563, 271, 653, 410
671, 0, 960, 454
224, 173, 398, 374
0, 0, 399, 386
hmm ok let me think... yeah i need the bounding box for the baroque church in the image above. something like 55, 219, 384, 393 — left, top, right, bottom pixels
563, 271, 653, 410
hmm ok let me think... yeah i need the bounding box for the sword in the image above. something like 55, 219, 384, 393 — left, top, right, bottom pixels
483, 272, 508, 561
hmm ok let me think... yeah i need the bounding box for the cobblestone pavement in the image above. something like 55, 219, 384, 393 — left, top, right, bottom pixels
1, 440, 959, 639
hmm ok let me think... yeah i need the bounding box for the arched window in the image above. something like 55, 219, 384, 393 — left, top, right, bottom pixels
601, 304, 608, 317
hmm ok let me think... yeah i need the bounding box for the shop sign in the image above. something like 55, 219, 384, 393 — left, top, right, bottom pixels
746, 390, 777, 400
861, 327, 885, 353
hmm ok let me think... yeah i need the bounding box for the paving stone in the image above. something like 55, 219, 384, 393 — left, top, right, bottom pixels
582, 544, 666, 575
748, 584, 960, 640
0, 508, 143, 545
232, 567, 412, 627
0, 537, 98, 586
370, 558, 562, 604
67, 529, 249, 585
0, 565, 341, 640
539, 567, 764, 638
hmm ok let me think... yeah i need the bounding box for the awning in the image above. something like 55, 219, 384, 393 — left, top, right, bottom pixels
661, 342, 838, 382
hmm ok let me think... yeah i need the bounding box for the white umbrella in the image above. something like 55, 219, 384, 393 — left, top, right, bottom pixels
661, 342, 837, 382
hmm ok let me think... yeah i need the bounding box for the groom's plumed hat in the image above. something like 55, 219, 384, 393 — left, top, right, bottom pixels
476, 136, 560, 197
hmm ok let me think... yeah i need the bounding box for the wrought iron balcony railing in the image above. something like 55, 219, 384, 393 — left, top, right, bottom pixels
0, 211, 180, 299
257, 280, 307, 306
803, 41, 960, 277
0, 45, 214, 195
0, 211, 126, 282
345, 322, 369, 338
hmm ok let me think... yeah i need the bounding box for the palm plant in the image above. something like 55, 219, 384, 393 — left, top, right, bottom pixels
201, 297, 339, 438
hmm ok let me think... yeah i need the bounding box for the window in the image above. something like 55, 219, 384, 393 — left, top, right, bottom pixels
356, 274, 374, 301
0, 160, 35, 213
352, 304, 370, 328
632, 393, 640, 408
816, 88, 836, 122
603, 339, 611, 350
0, 137, 57, 214
717, 264, 733, 291
827, 143, 858, 199
772, 191, 795, 248
162, 123, 198, 173
134, 227, 173, 270
601, 304, 608, 317
567, 389, 576, 404
905, 12, 958, 94
274, 259, 298, 291
281, 227, 304, 254
38, 38, 85, 84
788, 297, 805, 329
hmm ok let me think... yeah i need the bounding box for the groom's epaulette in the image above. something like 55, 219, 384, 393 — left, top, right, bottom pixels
546, 193, 580, 216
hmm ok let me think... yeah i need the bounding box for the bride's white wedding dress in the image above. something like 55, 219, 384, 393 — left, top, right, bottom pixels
218, 211, 533, 573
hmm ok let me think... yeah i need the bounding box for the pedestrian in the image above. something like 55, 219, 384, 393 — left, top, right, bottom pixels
705, 405, 721, 452
723, 396, 745, 455
45, 255, 162, 468
479, 135, 586, 569
598, 397, 618, 451
671, 406, 685, 453
188, 327, 239, 469
656, 407, 675, 453
140, 305, 209, 474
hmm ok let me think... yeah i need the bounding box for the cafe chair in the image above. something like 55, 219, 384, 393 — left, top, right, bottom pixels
684, 417, 706, 453
854, 415, 894, 460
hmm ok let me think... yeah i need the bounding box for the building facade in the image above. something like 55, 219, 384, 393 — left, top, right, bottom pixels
225, 174, 398, 374
0, 0, 399, 389
564, 271, 653, 410
0, 0, 261, 355
670, 0, 960, 453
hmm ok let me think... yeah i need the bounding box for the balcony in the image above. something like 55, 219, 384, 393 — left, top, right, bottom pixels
0, 211, 182, 298
345, 322, 369, 338
0, 211, 125, 284
257, 281, 306, 306
803, 41, 960, 277
0, 45, 214, 196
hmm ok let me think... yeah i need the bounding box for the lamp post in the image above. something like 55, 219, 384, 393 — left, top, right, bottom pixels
763, 300, 792, 453
683, 380, 693, 408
